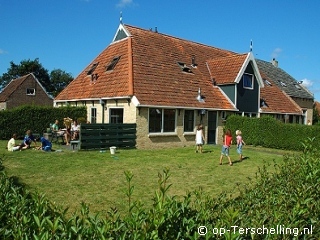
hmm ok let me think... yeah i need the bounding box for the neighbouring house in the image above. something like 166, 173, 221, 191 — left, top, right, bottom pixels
256, 59, 314, 124
54, 22, 314, 149
0, 73, 53, 110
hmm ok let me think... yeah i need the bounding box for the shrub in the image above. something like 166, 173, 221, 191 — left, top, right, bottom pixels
0, 105, 86, 139
0, 139, 319, 239
225, 115, 320, 151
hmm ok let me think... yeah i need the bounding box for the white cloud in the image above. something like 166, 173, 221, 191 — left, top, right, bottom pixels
300, 78, 313, 88
116, 0, 133, 8
271, 48, 282, 59
0, 49, 7, 54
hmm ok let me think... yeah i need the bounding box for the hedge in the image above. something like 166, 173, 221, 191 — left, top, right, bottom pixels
0, 105, 87, 139
224, 115, 320, 151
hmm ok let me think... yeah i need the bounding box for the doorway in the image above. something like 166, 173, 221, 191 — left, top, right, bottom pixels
207, 111, 217, 144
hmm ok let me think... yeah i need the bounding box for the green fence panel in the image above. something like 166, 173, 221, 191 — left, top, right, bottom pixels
79, 123, 136, 150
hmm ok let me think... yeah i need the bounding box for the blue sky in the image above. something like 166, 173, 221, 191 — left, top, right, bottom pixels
1, 0, 319, 100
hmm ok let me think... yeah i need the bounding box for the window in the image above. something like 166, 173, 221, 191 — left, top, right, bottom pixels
110, 108, 123, 124
87, 62, 99, 75
163, 109, 176, 132
149, 108, 176, 133
184, 110, 194, 132
177, 62, 192, 73
106, 56, 121, 71
91, 108, 97, 124
264, 79, 272, 86
26, 88, 35, 95
279, 81, 287, 87
243, 73, 253, 89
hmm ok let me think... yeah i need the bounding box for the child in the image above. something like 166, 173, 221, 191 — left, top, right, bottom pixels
195, 124, 205, 153
7, 133, 21, 151
20, 130, 37, 150
36, 137, 52, 151
219, 129, 233, 166
236, 130, 245, 161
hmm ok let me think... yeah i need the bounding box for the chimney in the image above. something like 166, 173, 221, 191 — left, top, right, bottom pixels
272, 58, 278, 67
191, 56, 197, 68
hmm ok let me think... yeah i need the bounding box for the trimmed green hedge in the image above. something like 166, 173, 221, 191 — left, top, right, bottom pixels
0, 105, 86, 139
225, 115, 320, 151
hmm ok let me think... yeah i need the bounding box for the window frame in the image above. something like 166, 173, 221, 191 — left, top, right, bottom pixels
91, 107, 97, 124
109, 108, 124, 124
149, 108, 176, 133
243, 73, 254, 90
183, 110, 195, 132
26, 88, 35, 95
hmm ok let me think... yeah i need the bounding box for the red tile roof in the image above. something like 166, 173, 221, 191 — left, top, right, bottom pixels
206, 54, 248, 85
55, 24, 238, 110
259, 72, 302, 114
55, 24, 305, 115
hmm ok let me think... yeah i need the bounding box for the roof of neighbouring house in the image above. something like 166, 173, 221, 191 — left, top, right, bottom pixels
256, 59, 314, 100
259, 71, 302, 114
0, 73, 52, 102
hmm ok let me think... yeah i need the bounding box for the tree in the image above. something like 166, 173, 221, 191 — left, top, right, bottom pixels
0, 58, 73, 96
50, 69, 73, 97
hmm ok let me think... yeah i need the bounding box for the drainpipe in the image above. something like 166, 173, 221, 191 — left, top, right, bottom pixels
100, 99, 105, 123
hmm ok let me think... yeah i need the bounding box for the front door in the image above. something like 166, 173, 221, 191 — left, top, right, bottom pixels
207, 111, 217, 144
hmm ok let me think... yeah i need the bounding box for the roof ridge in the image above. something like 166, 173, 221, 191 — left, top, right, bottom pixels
123, 24, 237, 55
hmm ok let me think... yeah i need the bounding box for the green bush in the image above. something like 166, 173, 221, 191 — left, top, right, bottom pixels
0, 105, 86, 139
0, 138, 319, 239
225, 115, 320, 151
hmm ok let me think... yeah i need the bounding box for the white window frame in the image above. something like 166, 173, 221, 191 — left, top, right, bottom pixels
243, 73, 254, 90
26, 88, 35, 95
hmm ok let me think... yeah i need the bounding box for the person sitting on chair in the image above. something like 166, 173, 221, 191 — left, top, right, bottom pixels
71, 120, 80, 140
51, 119, 65, 137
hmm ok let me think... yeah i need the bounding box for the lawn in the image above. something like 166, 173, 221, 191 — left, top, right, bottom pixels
0, 140, 295, 216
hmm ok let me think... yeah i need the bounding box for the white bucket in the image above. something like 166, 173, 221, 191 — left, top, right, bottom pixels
109, 146, 116, 154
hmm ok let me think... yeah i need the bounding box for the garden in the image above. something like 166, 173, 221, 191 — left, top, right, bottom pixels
1, 137, 319, 239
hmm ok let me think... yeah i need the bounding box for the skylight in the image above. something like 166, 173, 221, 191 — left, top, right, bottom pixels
264, 79, 272, 86
106, 56, 121, 71
177, 62, 192, 73
279, 81, 287, 87
294, 84, 301, 89
87, 62, 99, 75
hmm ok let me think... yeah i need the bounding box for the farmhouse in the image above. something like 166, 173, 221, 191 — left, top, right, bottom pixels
54, 22, 314, 149
0, 73, 53, 110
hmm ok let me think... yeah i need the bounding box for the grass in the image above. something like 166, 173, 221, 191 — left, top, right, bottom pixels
0, 140, 296, 216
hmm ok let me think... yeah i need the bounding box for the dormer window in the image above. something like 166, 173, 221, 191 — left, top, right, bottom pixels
243, 73, 253, 89
177, 62, 192, 73
26, 88, 35, 95
87, 62, 99, 75
106, 56, 121, 71
279, 81, 287, 87
294, 84, 301, 89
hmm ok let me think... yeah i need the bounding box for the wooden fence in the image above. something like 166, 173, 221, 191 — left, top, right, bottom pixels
79, 123, 136, 150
